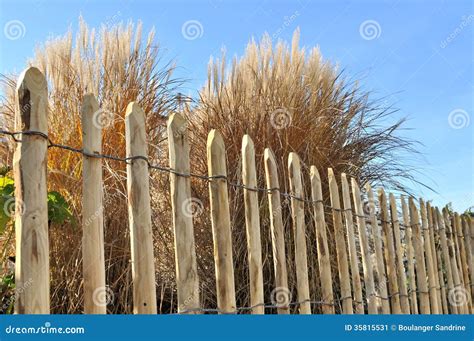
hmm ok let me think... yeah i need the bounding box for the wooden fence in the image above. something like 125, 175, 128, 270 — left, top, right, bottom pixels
9, 67, 474, 314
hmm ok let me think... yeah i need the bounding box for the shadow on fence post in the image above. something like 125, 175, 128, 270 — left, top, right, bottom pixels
14, 67, 50, 314
167, 113, 200, 314
125, 102, 157, 314
81, 94, 106, 314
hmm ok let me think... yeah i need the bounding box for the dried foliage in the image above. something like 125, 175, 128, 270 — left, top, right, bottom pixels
0, 23, 421, 313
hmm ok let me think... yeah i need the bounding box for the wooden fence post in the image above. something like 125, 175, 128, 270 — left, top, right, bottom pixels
288, 153, 311, 314
378, 189, 402, 314
351, 178, 377, 314
341, 174, 363, 314
432, 207, 448, 314
366, 184, 390, 314
420, 199, 440, 314
436, 207, 457, 314
207, 130, 236, 313
264, 148, 289, 314
462, 217, 474, 314
310, 166, 335, 314
454, 214, 472, 313
13, 67, 50, 314
409, 198, 430, 314
81, 94, 106, 314
125, 102, 157, 314
401, 196, 418, 314
427, 203, 443, 313
167, 113, 200, 313
328, 168, 353, 314
388, 193, 410, 314
241, 135, 264, 314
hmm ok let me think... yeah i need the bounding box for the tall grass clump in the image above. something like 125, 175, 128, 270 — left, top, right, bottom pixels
184, 29, 420, 312
0, 19, 181, 313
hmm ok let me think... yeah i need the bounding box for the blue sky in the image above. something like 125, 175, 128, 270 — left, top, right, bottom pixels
1, 0, 472, 211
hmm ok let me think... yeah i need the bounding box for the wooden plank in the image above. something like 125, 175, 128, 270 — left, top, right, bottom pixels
340, 174, 363, 314
454, 213, 471, 313
207, 129, 236, 313
351, 178, 377, 314
241, 135, 264, 314
288, 153, 311, 314
436, 207, 457, 314
167, 113, 200, 313
366, 184, 390, 314
388, 193, 410, 314
432, 207, 448, 314
125, 102, 157, 314
401, 196, 418, 314
462, 216, 474, 314
427, 203, 443, 313
420, 199, 440, 314
81, 94, 106, 314
378, 189, 402, 314
13, 67, 50, 314
310, 166, 335, 314
328, 168, 353, 314
263, 148, 289, 314
408, 198, 430, 314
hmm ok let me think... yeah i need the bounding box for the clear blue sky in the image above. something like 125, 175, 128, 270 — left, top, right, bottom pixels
1, 0, 472, 211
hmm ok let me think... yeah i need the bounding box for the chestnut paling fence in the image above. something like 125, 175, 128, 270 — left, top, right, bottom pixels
4, 67, 474, 315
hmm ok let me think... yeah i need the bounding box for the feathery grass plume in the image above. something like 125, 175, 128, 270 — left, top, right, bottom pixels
0, 18, 181, 313
184, 29, 422, 312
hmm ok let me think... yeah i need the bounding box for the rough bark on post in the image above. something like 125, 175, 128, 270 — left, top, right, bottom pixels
378, 189, 402, 314
420, 199, 440, 314
366, 184, 390, 314
341, 174, 363, 314
388, 193, 410, 314
409, 198, 430, 314
264, 148, 289, 314
328, 168, 353, 314
241, 135, 264, 314
432, 208, 449, 314
351, 178, 377, 314
436, 207, 457, 314
207, 130, 236, 313
310, 167, 335, 314
167, 113, 200, 313
401, 196, 418, 314
14, 67, 50, 314
125, 102, 157, 314
454, 214, 472, 313
462, 217, 474, 314
288, 153, 311, 314
81, 94, 106, 314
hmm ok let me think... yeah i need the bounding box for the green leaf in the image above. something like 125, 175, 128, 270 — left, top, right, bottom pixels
47, 191, 74, 225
